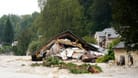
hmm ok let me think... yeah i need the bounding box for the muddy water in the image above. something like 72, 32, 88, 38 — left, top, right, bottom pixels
0, 56, 138, 78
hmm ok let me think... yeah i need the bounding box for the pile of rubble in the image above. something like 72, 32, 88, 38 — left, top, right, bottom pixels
46, 39, 86, 60
32, 31, 105, 62
45, 38, 104, 62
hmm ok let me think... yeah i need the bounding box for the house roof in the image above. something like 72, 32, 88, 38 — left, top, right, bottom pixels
95, 32, 105, 37
41, 30, 98, 52
114, 41, 125, 49
103, 28, 119, 38
89, 43, 105, 52
95, 28, 119, 39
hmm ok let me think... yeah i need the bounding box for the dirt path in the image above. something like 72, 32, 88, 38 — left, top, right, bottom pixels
0, 56, 138, 78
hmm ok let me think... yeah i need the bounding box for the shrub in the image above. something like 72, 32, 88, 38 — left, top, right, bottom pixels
111, 38, 120, 47
0, 45, 12, 53
28, 40, 41, 54
68, 64, 102, 74
69, 64, 90, 74
42, 57, 102, 74
96, 47, 115, 63
96, 55, 109, 63
43, 56, 62, 67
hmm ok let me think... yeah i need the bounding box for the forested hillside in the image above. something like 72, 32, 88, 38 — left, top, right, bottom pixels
33, 0, 112, 44
0, 12, 39, 41
0, 0, 112, 55
0, 12, 39, 55
1, 0, 137, 55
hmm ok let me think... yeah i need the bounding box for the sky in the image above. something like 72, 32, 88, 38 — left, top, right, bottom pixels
0, 0, 40, 17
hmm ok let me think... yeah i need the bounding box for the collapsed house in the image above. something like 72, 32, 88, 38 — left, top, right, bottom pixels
32, 31, 104, 62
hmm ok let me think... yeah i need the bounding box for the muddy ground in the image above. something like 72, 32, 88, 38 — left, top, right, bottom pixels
0, 55, 138, 78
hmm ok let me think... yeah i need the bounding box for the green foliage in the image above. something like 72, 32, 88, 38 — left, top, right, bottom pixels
36, 0, 84, 42
112, 0, 138, 51
0, 13, 39, 55
0, 45, 12, 53
43, 56, 102, 74
80, 0, 112, 34
61, 63, 102, 74
28, 40, 42, 54
12, 46, 18, 54
68, 63, 89, 74
15, 29, 33, 55
96, 47, 115, 63
1, 0, 113, 55
96, 55, 109, 63
43, 56, 62, 67
111, 38, 120, 47
38, 0, 47, 10
108, 46, 115, 59
2, 18, 14, 44
31, 0, 112, 47
83, 36, 97, 44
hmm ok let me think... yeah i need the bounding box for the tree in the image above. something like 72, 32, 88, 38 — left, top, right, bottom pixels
0, 23, 4, 42
82, 36, 97, 44
15, 29, 33, 55
112, 0, 138, 51
34, 0, 84, 44
0, 15, 8, 41
2, 18, 14, 44
79, 0, 112, 34
89, 0, 112, 34
38, 0, 47, 11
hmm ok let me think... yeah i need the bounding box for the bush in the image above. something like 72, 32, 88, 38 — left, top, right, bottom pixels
0, 45, 12, 53
96, 55, 109, 63
28, 40, 41, 54
0, 48, 4, 54
69, 63, 90, 74
43, 56, 62, 67
43, 56, 102, 74
59, 63, 90, 74
96, 47, 115, 63
68, 64, 102, 74
111, 38, 120, 47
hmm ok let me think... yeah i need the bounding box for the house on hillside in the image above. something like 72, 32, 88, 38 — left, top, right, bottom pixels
32, 30, 104, 61
95, 28, 119, 48
113, 42, 138, 66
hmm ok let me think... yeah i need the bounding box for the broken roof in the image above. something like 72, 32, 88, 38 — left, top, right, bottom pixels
41, 30, 98, 52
